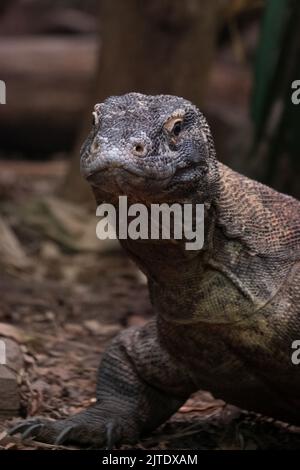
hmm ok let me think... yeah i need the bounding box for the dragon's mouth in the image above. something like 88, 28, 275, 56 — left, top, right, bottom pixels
86, 161, 202, 182
86, 167, 173, 202
86, 167, 172, 187
85, 161, 204, 202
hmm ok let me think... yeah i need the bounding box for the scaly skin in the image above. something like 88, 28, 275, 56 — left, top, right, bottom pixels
11, 93, 300, 447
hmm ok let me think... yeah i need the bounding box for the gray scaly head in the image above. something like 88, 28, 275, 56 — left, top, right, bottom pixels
80, 93, 219, 203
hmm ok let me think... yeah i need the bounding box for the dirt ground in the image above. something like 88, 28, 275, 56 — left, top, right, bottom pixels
0, 160, 300, 450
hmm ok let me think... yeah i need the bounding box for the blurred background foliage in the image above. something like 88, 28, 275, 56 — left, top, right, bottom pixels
251, 0, 300, 198
0, 0, 299, 201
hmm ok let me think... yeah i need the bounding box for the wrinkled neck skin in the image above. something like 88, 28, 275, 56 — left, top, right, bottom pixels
120, 204, 217, 290
92, 173, 220, 287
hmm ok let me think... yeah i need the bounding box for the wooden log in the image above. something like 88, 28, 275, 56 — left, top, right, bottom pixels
0, 37, 98, 153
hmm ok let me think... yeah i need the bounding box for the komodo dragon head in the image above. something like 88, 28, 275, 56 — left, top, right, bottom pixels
80, 93, 219, 203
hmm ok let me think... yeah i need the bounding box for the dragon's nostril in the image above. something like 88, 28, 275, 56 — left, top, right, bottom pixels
134, 144, 144, 154
91, 139, 100, 153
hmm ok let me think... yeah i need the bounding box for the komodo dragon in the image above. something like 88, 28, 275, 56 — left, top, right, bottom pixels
11, 93, 300, 447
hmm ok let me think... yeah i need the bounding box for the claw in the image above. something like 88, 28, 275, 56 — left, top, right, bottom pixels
22, 424, 43, 440
105, 421, 117, 450
54, 425, 74, 445
9, 421, 38, 436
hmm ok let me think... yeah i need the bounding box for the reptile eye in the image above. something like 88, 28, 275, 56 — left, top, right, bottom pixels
172, 120, 182, 136
164, 116, 184, 137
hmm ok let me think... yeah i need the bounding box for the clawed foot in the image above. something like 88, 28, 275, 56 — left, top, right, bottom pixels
9, 408, 136, 448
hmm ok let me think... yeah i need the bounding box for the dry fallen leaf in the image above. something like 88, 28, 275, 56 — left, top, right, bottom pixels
0, 323, 24, 343
0, 430, 8, 442
0, 216, 31, 270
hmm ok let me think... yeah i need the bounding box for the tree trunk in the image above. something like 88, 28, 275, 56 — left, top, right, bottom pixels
62, 0, 221, 203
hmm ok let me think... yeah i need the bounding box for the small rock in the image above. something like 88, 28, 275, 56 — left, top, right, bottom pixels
0, 337, 23, 416
83, 320, 120, 337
